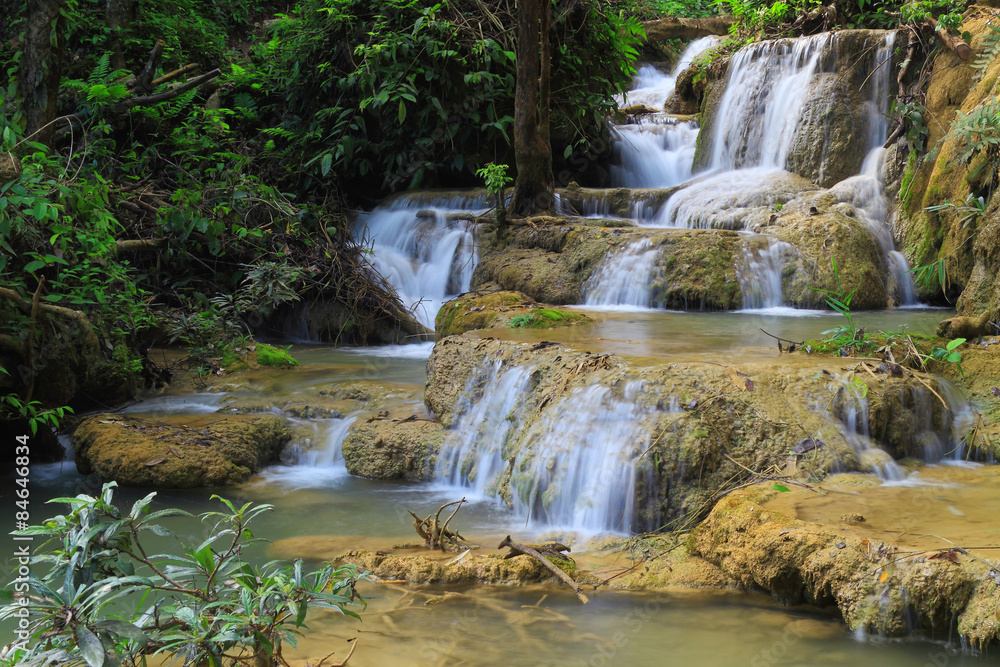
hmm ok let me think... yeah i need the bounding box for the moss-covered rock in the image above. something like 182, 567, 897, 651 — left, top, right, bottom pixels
691, 485, 1000, 646
435, 291, 592, 336
255, 343, 299, 367
895, 11, 1000, 304
338, 549, 552, 585
342, 416, 446, 479
73, 414, 291, 487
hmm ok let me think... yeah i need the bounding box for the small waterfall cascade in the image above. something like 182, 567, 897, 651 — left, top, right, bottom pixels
355, 193, 487, 328
832, 381, 905, 481
436, 361, 535, 493
825, 33, 918, 305
511, 382, 651, 532
435, 361, 657, 533
707, 35, 830, 171
829, 374, 979, 480
610, 37, 719, 189
582, 238, 661, 308
259, 415, 358, 486
736, 238, 794, 311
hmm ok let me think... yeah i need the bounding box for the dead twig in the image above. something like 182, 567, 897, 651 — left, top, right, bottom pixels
497, 535, 589, 604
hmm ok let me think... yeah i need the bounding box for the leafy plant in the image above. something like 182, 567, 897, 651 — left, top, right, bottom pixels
973, 23, 1000, 83
476, 162, 512, 229
0, 483, 365, 667
812, 257, 858, 337
910, 194, 988, 292
0, 395, 74, 435
509, 313, 535, 328
923, 337, 965, 374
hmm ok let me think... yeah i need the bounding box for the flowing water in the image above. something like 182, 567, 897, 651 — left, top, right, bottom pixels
355, 193, 487, 328
9, 31, 999, 665
610, 37, 718, 189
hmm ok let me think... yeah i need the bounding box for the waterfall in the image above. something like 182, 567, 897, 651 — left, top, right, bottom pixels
736, 238, 794, 311
355, 194, 487, 328
511, 383, 650, 532
436, 361, 652, 533
583, 238, 661, 309
610, 37, 719, 189
258, 415, 357, 487
707, 34, 830, 171
436, 362, 535, 495
831, 379, 905, 482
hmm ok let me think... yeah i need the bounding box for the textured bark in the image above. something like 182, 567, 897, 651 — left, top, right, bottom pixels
19, 0, 66, 147
509, 0, 554, 218
105, 0, 135, 70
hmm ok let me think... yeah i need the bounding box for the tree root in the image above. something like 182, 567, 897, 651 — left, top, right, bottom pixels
407, 498, 478, 552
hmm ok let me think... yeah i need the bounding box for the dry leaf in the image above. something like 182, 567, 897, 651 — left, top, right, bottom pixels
727, 366, 747, 392
143, 458, 166, 467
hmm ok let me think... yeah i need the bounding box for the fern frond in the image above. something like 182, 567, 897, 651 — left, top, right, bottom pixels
89, 54, 111, 85
972, 23, 1000, 83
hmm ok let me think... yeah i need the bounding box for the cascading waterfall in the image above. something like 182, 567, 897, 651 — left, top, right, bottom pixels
736, 238, 794, 311
832, 382, 905, 481
511, 383, 650, 532
355, 194, 487, 328
583, 238, 661, 308
259, 415, 357, 486
436, 362, 534, 494
436, 362, 654, 533
610, 37, 719, 189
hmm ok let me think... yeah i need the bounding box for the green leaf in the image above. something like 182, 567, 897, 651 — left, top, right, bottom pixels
24, 260, 45, 273
398, 99, 407, 124
75, 625, 106, 667
320, 153, 333, 177
946, 351, 962, 363
772, 484, 791, 492
946, 338, 966, 351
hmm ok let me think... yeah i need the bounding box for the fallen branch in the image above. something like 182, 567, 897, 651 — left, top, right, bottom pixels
152, 63, 198, 87
135, 40, 166, 92
925, 18, 972, 60
407, 498, 477, 552
0, 286, 100, 353
114, 238, 168, 253
115, 69, 221, 111
759, 328, 803, 347
497, 535, 589, 604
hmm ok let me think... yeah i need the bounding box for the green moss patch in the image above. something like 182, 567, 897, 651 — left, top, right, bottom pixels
255, 344, 299, 367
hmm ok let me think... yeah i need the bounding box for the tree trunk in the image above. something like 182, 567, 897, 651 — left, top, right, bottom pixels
508, 0, 554, 218
19, 0, 66, 148
105, 0, 135, 71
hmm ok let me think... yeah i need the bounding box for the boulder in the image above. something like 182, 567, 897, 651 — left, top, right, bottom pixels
342, 416, 446, 479
73, 414, 291, 487
435, 291, 591, 336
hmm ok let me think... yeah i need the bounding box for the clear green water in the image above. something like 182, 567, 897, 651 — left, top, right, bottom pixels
3, 308, 998, 664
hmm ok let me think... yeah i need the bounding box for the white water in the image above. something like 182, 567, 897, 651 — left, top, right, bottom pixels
356, 194, 487, 328
610, 37, 718, 189
436, 361, 653, 533
260, 416, 357, 488
736, 238, 793, 310
583, 238, 661, 308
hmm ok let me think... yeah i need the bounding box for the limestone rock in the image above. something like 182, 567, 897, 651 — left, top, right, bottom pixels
73, 414, 291, 487
342, 417, 446, 479
435, 291, 591, 336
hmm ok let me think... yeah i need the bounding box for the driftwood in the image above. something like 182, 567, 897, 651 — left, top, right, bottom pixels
407, 498, 477, 552
497, 535, 589, 604
114, 238, 168, 253
152, 63, 197, 87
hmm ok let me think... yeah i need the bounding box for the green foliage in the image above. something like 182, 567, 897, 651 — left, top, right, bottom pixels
477, 162, 512, 228
0, 396, 74, 435
257, 0, 643, 195
812, 257, 858, 336
509, 313, 534, 328
910, 195, 987, 293
942, 97, 1000, 166
651, 0, 717, 16
0, 483, 364, 667
892, 99, 929, 152
255, 343, 299, 367
900, 0, 963, 28
973, 23, 1000, 83
924, 337, 965, 374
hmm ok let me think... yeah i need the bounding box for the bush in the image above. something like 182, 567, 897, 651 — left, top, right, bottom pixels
0, 483, 365, 667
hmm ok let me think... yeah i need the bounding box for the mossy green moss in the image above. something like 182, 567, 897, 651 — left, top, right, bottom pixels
256, 343, 299, 367
509, 308, 589, 329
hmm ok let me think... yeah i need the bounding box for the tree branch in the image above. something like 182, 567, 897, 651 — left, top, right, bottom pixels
115, 69, 221, 111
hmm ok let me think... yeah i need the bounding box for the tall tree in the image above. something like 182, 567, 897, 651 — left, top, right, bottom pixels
508, 0, 554, 217
19, 0, 66, 147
